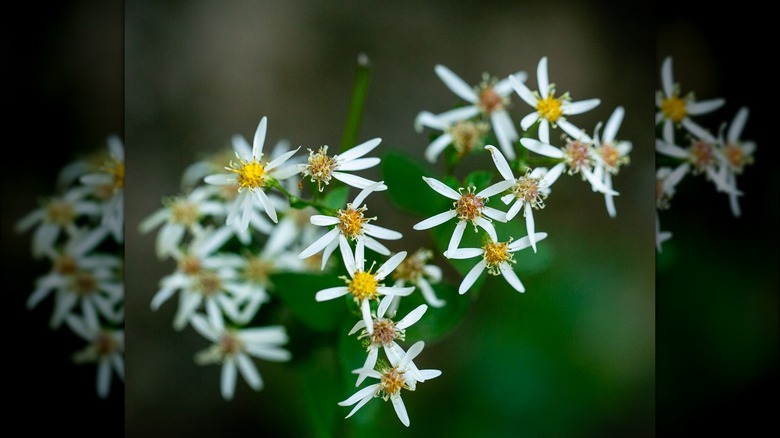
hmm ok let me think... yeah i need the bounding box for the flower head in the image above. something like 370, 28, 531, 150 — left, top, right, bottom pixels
297, 138, 383, 191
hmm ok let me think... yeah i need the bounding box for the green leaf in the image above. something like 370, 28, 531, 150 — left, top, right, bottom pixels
381, 151, 448, 217
322, 185, 350, 210
463, 170, 494, 191
395, 282, 472, 343
271, 272, 349, 332
340, 53, 372, 152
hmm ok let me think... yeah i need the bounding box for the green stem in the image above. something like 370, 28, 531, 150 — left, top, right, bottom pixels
339, 53, 372, 153
271, 180, 337, 215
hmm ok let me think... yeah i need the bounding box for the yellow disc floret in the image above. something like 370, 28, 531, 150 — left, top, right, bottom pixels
455, 187, 486, 223
347, 271, 379, 302
483, 240, 514, 275
303, 146, 338, 191
536, 90, 565, 123
379, 366, 409, 399
338, 205, 373, 239
661, 94, 687, 123
229, 155, 266, 191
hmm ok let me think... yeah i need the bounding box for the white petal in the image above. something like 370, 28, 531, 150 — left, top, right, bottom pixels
315, 286, 350, 302
355, 348, 379, 386
378, 294, 395, 318
681, 118, 716, 143
537, 56, 549, 98
558, 119, 591, 142
97, 360, 111, 398
477, 179, 514, 198
511, 74, 537, 107
266, 146, 301, 171
564, 99, 601, 115
445, 247, 483, 259
495, 71, 526, 95
413, 210, 456, 230
425, 133, 453, 163
482, 206, 507, 222
252, 117, 268, 157
417, 278, 446, 308
337, 157, 381, 171
364, 223, 402, 240
520, 138, 564, 158
236, 353, 263, 390
506, 199, 523, 221
221, 359, 237, 400
475, 217, 497, 240
298, 228, 339, 259
485, 145, 515, 181
687, 98, 725, 116
422, 176, 461, 200
392, 395, 411, 427
661, 56, 673, 98
362, 235, 391, 256
361, 299, 373, 335
232, 134, 252, 158
352, 180, 386, 206
190, 313, 219, 342
339, 384, 379, 407
332, 172, 380, 190
310, 215, 340, 227
415, 111, 448, 132
500, 263, 525, 293
520, 111, 539, 131
602, 106, 624, 143
727, 107, 749, 143
377, 286, 415, 297
436, 105, 480, 125
525, 204, 537, 252
447, 221, 467, 255
396, 304, 427, 330
508, 232, 548, 252
341, 235, 358, 274
538, 119, 550, 144
655, 139, 687, 159
255, 189, 278, 223
459, 260, 486, 294
435, 64, 477, 102
491, 111, 519, 160
338, 137, 382, 162
376, 251, 407, 279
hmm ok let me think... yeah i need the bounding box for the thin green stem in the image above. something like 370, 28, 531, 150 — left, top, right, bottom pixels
339, 53, 372, 153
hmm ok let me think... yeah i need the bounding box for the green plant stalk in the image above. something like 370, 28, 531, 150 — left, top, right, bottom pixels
339, 53, 372, 153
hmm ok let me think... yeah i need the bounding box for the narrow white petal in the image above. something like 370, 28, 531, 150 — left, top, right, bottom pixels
425, 133, 453, 163
602, 106, 624, 143
221, 359, 237, 400
681, 118, 716, 143
491, 111, 518, 160
252, 117, 268, 157
378, 294, 395, 318
315, 286, 349, 302
417, 278, 446, 308
477, 179, 514, 198
392, 395, 411, 427
362, 235, 391, 256
436, 105, 480, 125
97, 360, 111, 398
525, 203, 537, 252
727, 107, 749, 143
475, 217, 497, 240
413, 210, 456, 230
538, 119, 550, 144
364, 223, 402, 240
337, 157, 381, 171
341, 235, 358, 274
396, 304, 428, 329
508, 232, 548, 252
661, 56, 673, 98
348, 319, 367, 336
482, 206, 507, 222
255, 189, 278, 223
376, 251, 407, 279
355, 348, 379, 386
687, 98, 725, 116
500, 263, 525, 293
298, 228, 339, 259
506, 199, 523, 221
377, 286, 414, 297
510, 74, 538, 107
236, 353, 263, 390
332, 172, 380, 190
495, 71, 526, 95
310, 215, 340, 227
655, 139, 688, 159
232, 134, 252, 158
339, 384, 379, 407
321, 236, 340, 270
435, 64, 478, 102
564, 99, 601, 115
338, 137, 382, 162
520, 138, 564, 158
485, 145, 515, 181
422, 176, 461, 200
447, 221, 467, 255
558, 119, 591, 142
190, 314, 219, 342
445, 247, 483, 259
459, 260, 486, 294
266, 146, 301, 171
415, 111, 448, 132
352, 180, 386, 206
361, 299, 373, 335
537, 56, 549, 98
520, 111, 539, 131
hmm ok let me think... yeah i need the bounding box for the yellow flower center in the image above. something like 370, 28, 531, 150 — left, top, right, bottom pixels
689, 140, 715, 173
244, 256, 274, 286
229, 158, 266, 190
55, 255, 78, 275
72, 271, 98, 296
95, 332, 119, 356
197, 271, 222, 296
219, 331, 243, 356
338, 205, 372, 239
304, 146, 338, 191
724, 143, 752, 173
111, 162, 125, 190
369, 318, 401, 346
536, 93, 563, 123
455, 188, 486, 223
178, 256, 202, 275
563, 139, 592, 174
392, 249, 431, 283
379, 366, 408, 399
171, 200, 200, 226
46, 200, 75, 226
512, 171, 545, 208
347, 271, 379, 302
483, 240, 514, 275
449, 120, 489, 155
661, 94, 687, 123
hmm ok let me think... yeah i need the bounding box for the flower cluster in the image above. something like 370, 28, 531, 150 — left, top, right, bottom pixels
654, 56, 755, 252
141, 115, 442, 426
415, 56, 631, 294
16, 135, 125, 399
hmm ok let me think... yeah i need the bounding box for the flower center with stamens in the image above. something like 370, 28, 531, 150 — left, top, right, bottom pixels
379, 366, 407, 399
689, 140, 714, 173
656, 177, 671, 210
536, 93, 563, 123
449, 121, 489, 155
46, 200, 75, 226
244, 256, 274, 285
219, 331, 243, 356
338, 205, 371, 239
563, 139, 592, 174
72, 271, 98, 296
483, 240, 514, 275
370, 318, 401, 346
661, 94, 687, 123
455, 188, 485, 223
597, 143, 622, 173
55, 255, 78, 275
229, 157, 266, 190
304, 146, 338, 191
392, 249, 431, 283
724, 143, 752, 173
111, 162, 125, 190
95, 332, 119, 356
171, 200, 200, 226
196, 271, 222, 296
512, 171, 545, 209
178, 256, 202, 275
478, 86, 505, 115
347, 271, 379, 302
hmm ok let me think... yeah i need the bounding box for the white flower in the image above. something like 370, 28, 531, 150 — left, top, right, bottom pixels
656, 56, 725, 142
716, 107, 755, 217
315, 243, 414, 335
520, 137, 617, 196
204, 117, 301, 229
590, 107, 632, 217
15, 186, 102, 258
138, 186, 228, 259
418, 65, 527, 160
485, 145, 560, 253
27, 233, 123, 328
191, 313, 291, 401
79, 135, 125, 243
338, 340, 441, 427
415, 111, 491, 163
511, 56, 600, 144
445, 232, 548, 294
64, 302, 124, 399
655, 130, 739, 196
348, 294, 428, 385
296, 138, 383, 191
655, 211, 672, 253
655, 165, 687, 212
413, 176, 514, 255
298, 181, 401, 268
390, 248, 445, 309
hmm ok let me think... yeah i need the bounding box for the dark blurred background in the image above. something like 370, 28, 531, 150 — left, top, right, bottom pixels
656, 1, 779, 434
2, 0, 123, 436
125, 1, 654, 437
